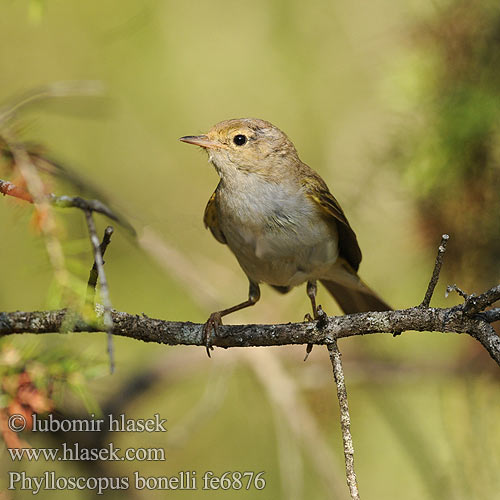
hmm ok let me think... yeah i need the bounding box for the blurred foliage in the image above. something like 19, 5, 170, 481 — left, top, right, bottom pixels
389, 0, 500, 288
0, 338, 105, 447
28, 0, 45, 24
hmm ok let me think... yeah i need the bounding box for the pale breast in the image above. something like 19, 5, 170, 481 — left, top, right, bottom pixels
217, 174, 339, 287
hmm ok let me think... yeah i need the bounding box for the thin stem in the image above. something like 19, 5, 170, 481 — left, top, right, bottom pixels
0, 177, 133, 232
420, 234, 449, 307
86, 226, 114, 305
328, 341, 360, 500
84, 210, 115, 374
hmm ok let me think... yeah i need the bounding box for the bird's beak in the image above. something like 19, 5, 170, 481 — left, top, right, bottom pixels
179, 135, 219, 149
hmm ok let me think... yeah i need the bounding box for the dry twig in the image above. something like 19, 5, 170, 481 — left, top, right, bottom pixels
421, 234, 449, 307
86, 225, 114, 304
84, 211, 115, 374
328, 341, 360, 500
0, 177, 124, 224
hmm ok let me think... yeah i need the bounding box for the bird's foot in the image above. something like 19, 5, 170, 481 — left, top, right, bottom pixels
303, 310, 316, 361
303, 305, 328, 361
203, 312, 222, 358
315, 305, 328, 328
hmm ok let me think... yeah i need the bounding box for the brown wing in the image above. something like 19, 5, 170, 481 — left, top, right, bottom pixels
203, 188, 226, 244
303, 173, 362, 271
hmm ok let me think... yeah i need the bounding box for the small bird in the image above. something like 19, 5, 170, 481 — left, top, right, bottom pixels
180, 118, 391, 356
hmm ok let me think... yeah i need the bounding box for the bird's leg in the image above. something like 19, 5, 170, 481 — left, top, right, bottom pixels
304, 280, 325, 361
307, 280, 319, 317
203, 281, 260, 357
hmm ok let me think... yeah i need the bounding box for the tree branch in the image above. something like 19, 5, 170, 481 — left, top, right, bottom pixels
1, 290, 499, 364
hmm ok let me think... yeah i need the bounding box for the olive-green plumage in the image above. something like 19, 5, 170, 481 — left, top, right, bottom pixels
181, 118, 390, 354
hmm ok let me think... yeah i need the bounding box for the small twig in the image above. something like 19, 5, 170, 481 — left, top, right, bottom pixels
0, 177, 124, 224
86, 226, 114, 305
446, 282, 500, 317
446, 284, 470, 301
0, 179, 33, 202
84, 210, 115, 374
476, 308, 500, 323
328, 341, 360, 500
420, 234, 449, 307
50, 194, 122, 224
462, 284, 500, 315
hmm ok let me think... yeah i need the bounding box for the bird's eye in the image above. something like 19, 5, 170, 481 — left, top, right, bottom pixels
233, 134, 247, 146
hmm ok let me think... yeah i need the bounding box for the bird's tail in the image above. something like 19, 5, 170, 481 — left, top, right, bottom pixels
320, 258, 391, 314
320, 279, 391, 314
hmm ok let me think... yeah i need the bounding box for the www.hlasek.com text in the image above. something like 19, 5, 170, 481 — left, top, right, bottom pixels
9, 442, 165, 462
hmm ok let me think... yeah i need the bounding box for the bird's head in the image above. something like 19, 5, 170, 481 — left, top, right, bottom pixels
180, 118, 299, 178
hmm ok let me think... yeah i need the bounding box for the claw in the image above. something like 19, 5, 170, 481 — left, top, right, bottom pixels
303, 304, 328, 361
303, 312, 316, 361
203, 312, 222, 358
303, 343, 313, 362
316, 305, 328, 328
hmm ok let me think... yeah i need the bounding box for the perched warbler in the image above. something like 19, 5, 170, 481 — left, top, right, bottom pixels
180, 118, 391, 356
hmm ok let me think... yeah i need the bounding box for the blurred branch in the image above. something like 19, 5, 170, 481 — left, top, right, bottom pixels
244, 349, 346, 495
0, 288, 499, 363
138, 227, 222, 310
166, 364, 231, 449
0, 81, 104, 126
8, 141, 70, 295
